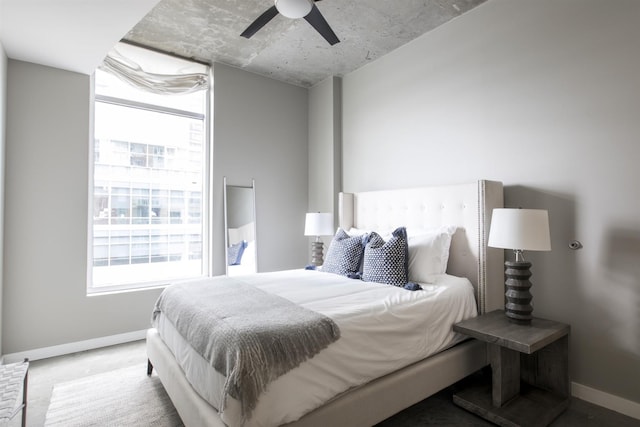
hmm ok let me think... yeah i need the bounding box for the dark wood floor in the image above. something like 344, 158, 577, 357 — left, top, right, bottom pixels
378, 370, 640, 427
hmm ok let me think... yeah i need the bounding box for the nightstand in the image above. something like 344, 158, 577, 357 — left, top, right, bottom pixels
452, 310, 570, 427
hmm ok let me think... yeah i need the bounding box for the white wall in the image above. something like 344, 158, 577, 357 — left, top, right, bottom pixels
342, 0, 640, 406
2, 60, 308, 354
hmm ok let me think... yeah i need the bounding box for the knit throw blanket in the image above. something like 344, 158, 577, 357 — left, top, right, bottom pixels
152, 277, 341, 420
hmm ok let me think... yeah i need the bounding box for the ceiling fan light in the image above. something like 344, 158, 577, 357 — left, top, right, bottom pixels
275, 0, 313, 19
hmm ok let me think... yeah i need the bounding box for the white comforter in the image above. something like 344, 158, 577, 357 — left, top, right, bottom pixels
155, 269, 477, 427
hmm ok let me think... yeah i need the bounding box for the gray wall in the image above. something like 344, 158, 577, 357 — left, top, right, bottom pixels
3, 61, 163, 354
308, 76, 341, 214
341, 0, 640, 404
225, 186, 254, 229
212, 63, 308, 275
307, 77, 342, 257
0, 40, 6, 356
2, 60, 308, 354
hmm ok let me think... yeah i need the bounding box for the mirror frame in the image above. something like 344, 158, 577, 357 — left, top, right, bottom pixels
223, 177, 257, 275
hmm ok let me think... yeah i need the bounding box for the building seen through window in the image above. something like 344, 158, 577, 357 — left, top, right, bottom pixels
90, 43, 209, 292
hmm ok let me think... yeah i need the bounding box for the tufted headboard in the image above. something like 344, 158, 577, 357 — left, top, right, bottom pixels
339, 180, 504, 314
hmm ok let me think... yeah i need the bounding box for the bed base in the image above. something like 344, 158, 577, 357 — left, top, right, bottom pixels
147, 328, 487, 427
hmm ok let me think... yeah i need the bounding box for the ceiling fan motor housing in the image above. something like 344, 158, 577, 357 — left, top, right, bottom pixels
242, 0, 339, 46
275, 0, 313, 19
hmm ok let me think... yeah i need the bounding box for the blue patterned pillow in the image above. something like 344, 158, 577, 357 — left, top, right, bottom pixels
362, 227, 408, 286
322, 228, 366, 277
227, 240, 247, 266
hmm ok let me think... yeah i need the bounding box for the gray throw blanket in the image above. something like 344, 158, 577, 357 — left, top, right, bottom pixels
152, 277, 341, 420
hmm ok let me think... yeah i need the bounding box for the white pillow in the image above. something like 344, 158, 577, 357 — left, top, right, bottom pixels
348, 227, 368, 236
407, 226, 457, 283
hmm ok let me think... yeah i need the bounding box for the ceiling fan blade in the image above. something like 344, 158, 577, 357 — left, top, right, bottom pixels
304, 4, 340, 45
241, 6, 279, 39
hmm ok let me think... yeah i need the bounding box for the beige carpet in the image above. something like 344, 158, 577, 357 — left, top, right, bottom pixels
44, 364, 183, 426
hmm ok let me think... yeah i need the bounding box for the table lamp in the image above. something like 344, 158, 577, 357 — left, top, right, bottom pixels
488, 208, 551, 324
304, 212, 334, 266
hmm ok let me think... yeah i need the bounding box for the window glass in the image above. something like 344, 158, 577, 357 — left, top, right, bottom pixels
90, 44, 209, 292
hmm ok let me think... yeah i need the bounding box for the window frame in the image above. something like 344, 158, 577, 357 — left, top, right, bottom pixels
87, 67, 212, 295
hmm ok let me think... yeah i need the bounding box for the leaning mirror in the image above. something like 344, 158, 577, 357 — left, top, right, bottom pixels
224, 177, 257, 276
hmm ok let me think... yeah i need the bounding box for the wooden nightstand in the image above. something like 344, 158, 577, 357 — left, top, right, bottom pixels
452, 310, 570, 427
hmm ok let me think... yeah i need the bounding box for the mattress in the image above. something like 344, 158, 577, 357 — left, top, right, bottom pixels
154, 269, 478, 427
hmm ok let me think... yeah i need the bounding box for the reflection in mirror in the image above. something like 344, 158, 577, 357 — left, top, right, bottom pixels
224, 178, 257, 276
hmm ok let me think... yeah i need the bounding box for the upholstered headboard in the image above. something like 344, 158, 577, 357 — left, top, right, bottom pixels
339, 180, 504, 314
228, 222, 256, 245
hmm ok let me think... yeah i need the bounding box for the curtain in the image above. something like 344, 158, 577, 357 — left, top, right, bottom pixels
99, 48, 209, 95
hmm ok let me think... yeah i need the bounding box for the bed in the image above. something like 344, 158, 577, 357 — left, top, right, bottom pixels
147, 180, 504, 427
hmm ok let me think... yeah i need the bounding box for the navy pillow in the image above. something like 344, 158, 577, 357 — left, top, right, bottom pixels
227, 240, 247, 266
362, 227, 409, 286
322, 228, 366, 277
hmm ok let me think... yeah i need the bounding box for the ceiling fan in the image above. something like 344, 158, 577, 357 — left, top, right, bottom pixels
241, 0, 340, 46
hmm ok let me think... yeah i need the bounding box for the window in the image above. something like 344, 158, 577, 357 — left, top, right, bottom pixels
89, 43, 210, 293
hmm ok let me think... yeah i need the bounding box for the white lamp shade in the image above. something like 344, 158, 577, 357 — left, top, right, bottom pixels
304, 212, 334, 237
488, 208, 551, 251
275, 0, 313, 19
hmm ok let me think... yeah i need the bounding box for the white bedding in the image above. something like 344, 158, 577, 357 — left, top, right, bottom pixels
154, 269, 477, 427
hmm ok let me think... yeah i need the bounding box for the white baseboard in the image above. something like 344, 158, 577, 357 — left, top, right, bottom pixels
572, 382, 640, 421
2, 329, 147, 363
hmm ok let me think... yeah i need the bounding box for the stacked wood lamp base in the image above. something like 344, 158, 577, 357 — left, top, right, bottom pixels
504, 260, 534, 325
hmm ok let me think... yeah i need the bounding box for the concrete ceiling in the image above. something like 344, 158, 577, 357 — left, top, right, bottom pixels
0, 0, 487, 88
124, 0, 488, 87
